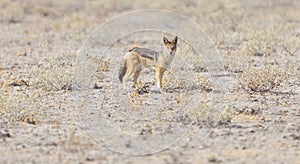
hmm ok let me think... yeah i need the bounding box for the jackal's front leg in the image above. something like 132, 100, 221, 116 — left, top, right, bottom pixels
156, 66, 165, 88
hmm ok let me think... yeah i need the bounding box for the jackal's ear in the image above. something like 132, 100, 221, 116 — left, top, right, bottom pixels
173, 36, 178, 44
163, 36, 169, 44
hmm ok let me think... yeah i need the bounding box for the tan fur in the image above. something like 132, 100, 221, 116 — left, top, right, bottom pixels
119, 36, 178, 89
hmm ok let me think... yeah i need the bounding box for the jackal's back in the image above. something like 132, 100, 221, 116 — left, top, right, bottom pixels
129, 47, 159, 61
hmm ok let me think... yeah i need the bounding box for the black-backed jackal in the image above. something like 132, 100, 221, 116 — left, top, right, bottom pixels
119, 36, 178, 89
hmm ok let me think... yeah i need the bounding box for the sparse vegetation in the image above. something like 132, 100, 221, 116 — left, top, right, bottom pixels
0, 0, 299, 163
0, 90, 43, 124
194, 74, 213, 92
239, 65, 289, 92
31, 52, 76, 91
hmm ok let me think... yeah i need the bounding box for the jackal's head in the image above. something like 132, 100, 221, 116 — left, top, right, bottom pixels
163, 36, 178, 54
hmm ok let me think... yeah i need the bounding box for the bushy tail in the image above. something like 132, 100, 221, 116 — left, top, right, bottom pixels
119, 61, 127, 82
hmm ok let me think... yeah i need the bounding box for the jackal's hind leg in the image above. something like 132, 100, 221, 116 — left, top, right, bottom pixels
122, 69, 134, 89
133, 69, 142, 88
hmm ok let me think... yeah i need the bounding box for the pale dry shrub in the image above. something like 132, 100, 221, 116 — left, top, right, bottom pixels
62, 12, 90, 33
87, 54, 110, 86
185, 101, 234, 126
178, 43, 205, 67
32, 52, 110, 91
0, 1, 25, 23
95, 56, 110, 73
185, 100, 212, 121
163, 66, 212, 91
218, 105, 236, 124
238, 24, 299, 58
163, 70, 191, 90
239, 65, 289, 92
194, 74, 213, 92
31, 52, 76, 91
240, 28, 278, 57
0, 91, 43, 124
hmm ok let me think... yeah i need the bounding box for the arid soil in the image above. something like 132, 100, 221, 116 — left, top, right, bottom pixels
0, 0, 299, 163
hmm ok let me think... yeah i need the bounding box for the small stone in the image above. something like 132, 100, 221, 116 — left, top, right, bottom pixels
16, 51, 27, 56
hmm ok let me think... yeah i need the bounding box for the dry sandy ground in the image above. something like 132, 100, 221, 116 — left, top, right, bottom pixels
0, 0, 299, 163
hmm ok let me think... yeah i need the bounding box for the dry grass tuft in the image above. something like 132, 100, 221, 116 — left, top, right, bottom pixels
0, 1, 25, 23
95, 57, 110, 72
184, 102, 235, 126
31, 52, 76, 91
0, 91, 43, 124
238, 65, 289, 92
240, 28, 278, 57
194, 74, 213, 92
163, 68, 212, 91
163, 70, 190, 90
